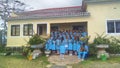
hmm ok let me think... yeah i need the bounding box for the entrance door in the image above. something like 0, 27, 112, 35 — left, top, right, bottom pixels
37, 24, 43, 35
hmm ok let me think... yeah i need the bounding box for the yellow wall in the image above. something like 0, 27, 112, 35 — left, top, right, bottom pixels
87, 1, 120, 42
7, 1, 120, 47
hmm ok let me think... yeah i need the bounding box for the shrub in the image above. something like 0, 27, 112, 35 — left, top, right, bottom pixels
88, 43, 97, 56
28, 34, 46, 45
90, 33, 110, 55
106, 36, 120, 54
93, 33, 110, 45
0, 46, 5, 53
22, 46, 32, 56
92, 33, 120, 54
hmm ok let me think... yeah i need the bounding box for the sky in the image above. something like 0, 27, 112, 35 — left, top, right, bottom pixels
0, 0, 82, 28
20, 0, 83, 10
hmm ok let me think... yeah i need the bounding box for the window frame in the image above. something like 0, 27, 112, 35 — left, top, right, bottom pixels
106, 19, 120, 35
23, 24, 33, 36
11, 25, 20, 36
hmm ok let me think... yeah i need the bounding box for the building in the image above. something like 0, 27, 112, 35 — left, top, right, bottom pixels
7, 0, 120, 47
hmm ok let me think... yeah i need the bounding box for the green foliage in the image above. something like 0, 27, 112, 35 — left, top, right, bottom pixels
93, 33, 110, 45
90, 33, 110, 55
22, 46, 32, 57
28, 34, 46, 45
80, 36, 90, 43
106, 36, 120, 54
88, 44, 97, 55
92, 33, 120, 54
0, 46, 5, 53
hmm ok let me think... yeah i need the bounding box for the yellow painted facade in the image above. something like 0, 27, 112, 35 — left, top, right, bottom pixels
7, 1, 120, 47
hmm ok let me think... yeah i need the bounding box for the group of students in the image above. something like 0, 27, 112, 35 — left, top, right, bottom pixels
45, 29, 89, 61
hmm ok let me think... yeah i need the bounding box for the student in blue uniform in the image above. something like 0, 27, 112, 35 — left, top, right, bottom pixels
68, 38, 73, 56
62, 36, 68, 52
76, 41, 81, 55
78, 43, 89, 61
45, 40, 50, 50
47, 38, 53, 50
73, 40, 77, 55
50, 30, 54, 37
51, 39, 56, 51
71, 34, 74, 40
81, 30, 87, 37
56, 38, 61, 54
59, 38, 66, 59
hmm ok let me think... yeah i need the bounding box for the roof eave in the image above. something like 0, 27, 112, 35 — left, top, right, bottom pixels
8, 12, 90, 21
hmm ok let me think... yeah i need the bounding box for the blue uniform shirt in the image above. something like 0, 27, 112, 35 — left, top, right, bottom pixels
84, 45, 89, 52
81, 32, 87, 37
68, 39, 73, 50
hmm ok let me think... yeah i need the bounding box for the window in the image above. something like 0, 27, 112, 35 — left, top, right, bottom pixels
23, 24, 33, 36
37, 24, 43, 35
107, 20, 120, 33
11, 25, 20, 36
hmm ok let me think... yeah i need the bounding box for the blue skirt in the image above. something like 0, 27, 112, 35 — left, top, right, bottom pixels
51, 44, 56, 50
68, 43, 73, 50
73, 44, 77, 51
59, 45, 66, 54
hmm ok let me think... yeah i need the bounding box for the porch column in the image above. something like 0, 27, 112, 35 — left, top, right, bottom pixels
47, 23, 50, 37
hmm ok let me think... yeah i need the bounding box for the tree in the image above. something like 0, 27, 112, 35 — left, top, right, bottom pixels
0, 0, 27, 45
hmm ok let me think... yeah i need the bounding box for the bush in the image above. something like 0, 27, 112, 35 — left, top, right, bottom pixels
92, 33, 120, 54
90, 33, 110, 55
106, 36, 120, 54
88, 43, 97, 56
22, 46, 32, 56
0, 46, 5, 53
93, 33, 110, 45
28, 34, 46, 45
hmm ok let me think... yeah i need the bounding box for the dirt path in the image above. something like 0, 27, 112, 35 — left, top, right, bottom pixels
48, 55, 80, 65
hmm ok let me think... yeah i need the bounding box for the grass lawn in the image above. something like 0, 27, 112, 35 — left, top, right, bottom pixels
72, 56, 120, 68
0, 55, 120, 68
0, 55, 49, 68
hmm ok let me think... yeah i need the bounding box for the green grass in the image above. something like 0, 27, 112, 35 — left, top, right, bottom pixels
72, 56, 120, 68
0, 55, 49, 68
0, 55, 120, 68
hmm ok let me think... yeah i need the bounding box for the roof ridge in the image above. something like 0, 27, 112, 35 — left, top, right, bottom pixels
19, 6, 81, 14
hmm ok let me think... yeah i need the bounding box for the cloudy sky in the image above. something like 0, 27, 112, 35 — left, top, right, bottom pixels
20, 0, 82, 10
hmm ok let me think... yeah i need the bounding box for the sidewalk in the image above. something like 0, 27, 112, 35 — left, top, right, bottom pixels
48, 55, 80, 65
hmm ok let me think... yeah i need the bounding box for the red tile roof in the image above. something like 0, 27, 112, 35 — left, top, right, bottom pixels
18, 6, 82, 16
9, 5, 90, 20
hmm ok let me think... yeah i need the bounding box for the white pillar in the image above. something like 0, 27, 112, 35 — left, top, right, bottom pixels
47, 23, 50, 36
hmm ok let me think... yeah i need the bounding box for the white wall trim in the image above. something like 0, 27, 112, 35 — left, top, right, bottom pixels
36, 22, 48, 24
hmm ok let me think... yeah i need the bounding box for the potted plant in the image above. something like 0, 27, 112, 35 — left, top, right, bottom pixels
45, 50, 51, 57
28, 34, 46, 48
93, 33, 110, 59
93, 33, 110, 48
